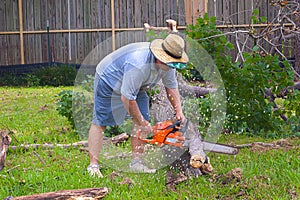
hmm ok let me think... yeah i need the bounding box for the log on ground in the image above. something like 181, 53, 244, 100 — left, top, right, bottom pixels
5, 187, 109, 200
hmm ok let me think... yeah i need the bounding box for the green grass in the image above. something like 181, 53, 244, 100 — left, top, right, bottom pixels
0, 87, 299, 199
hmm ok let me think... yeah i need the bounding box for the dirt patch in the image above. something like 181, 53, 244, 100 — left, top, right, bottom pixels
119, 177, 135, 189
213, 168, 243, 185
288, 187, 299, 200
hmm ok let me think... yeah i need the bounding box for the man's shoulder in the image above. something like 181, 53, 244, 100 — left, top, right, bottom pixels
96, 42, 152, 73
117, 42, 150, 52
106, 42, 150, 60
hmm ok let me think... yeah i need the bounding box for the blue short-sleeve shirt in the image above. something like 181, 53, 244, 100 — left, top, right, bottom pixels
96, 42, 178, 100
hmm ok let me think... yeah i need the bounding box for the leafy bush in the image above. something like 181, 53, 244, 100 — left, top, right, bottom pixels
56, 90, 74, 128
0, 64, 77, 87
0, 72, 26, 86
33, 65, 77, 86
186, 14, 299, 136
24, 74, 41, 87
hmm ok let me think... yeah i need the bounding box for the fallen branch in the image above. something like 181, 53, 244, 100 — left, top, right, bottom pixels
5, 187, 109, 200
235, 139, 296, 149
8, 133, 129, 151
235, 142, 280, 149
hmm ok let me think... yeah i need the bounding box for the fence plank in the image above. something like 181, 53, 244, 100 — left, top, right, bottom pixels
71, 0, 77, 62
228, 0, 239, 24
170, 0, 178, 22
77, 0, 84, 62
9, 0, 20, 63
105, 0, 111, 28
55, 0, 62, 29
0, 35, 8, 65
33, 0, 42, 62
207, 0, 216, 18
84, 0, 92, 60
0, 1, 6, 32
163, 0, 171, 23
149, 0, 156, 26
13, 0, 20, 30
0, 0, 296, 66
119, 0, 126, 28
185, 0, 193, 25
237, 0, 245, 25
178, 0, 186, 26
126, 0, 134, 28
6, 0, 14, 31
34, 0, 41, 30
57, 0, 64, 62
0, 0, 8, 65
134, 0, 142, 27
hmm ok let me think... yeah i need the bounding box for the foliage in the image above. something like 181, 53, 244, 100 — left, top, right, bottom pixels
56, 90, 75, 128
186, 13, 234, 57
33, 65, 77, 86
0, 72, 26, 86
185, 13, 299, 136
0, 64, 77, 87
24, 74, 41, 87
222, 52, 296, 134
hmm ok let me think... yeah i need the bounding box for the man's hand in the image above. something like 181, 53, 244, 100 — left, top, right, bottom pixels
175, 112, 186, 123
135, 120, 152, 140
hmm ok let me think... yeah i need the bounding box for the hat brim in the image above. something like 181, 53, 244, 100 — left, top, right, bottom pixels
150, 39, 189, 64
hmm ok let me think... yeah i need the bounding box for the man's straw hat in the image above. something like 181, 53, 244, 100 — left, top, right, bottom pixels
150, 34, 188, 64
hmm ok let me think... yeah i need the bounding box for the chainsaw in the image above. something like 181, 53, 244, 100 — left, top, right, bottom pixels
138, 119, 238, 155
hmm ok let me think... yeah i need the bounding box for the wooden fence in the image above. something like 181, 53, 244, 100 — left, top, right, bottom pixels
0, 0, 295, 66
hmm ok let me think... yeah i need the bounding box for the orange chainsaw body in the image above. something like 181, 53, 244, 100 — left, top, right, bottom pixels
137, 119, 239, 155
138, 120, 185, 147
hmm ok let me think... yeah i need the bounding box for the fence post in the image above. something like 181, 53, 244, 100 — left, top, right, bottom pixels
47, 20, 51, 66
111, 0, 115, 51
18, 0, 24, 64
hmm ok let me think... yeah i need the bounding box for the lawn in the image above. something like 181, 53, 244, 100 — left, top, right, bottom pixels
0, 87, 299, 199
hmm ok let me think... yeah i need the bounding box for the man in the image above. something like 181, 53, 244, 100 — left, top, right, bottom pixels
87, 34, 189, 177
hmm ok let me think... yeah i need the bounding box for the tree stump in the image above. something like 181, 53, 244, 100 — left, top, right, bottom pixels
150, 73, 215, 189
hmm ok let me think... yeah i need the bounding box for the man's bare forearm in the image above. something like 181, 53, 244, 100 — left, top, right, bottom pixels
165, 87, 183, 115
121, 95, 148, 126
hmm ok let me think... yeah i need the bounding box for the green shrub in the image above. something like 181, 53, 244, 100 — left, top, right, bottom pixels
24, 74, 41, 87
0, 72, 26, 86
186, 14, 299, 136
34, 65, 77, 86
0, 64, 77, 87
56, 90, 75, 128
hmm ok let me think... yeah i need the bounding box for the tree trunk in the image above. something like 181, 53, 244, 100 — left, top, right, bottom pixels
5, 187, 108, 200
150, 73, 215, 179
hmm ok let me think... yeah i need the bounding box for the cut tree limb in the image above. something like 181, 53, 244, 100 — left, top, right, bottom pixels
176, 73, 216, 97
5, 187, 109, 200
235, 142, 280, 148
8, 133, 129, 151
234, 139, 296, 149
